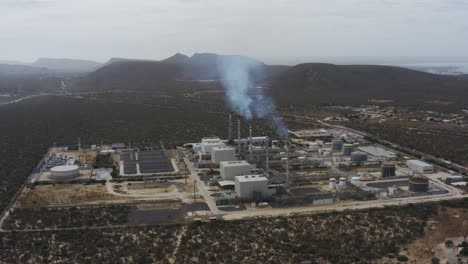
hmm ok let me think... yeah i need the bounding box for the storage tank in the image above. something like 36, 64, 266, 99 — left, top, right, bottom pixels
342, 144, 355, 156
409, 176, 429, 192
331, 140, 343, 151
339, 177, 346, 187
329, 178, 336, 189
381, 162, 396, 177
350, 151, 368, 162
50, 165, 80, 179
350, 177, 361, 187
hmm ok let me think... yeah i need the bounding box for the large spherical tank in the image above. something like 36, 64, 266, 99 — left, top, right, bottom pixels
381, 162, 396, 177
342, 144, 355, 156
409, 176, 429, 192
350, 151, 367, 162
50, 165, 80, 179
331, 140, 343, 151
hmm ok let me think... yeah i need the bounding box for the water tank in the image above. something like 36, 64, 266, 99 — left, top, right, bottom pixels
50, 165, 80, 179
329, 178, 336, 189
381, 162, 396, 177
350, 151, 368, 162
409, 176, 429, 192
342, 144, 355, 156
339, 177, 346, 187
331, 140, 343, 151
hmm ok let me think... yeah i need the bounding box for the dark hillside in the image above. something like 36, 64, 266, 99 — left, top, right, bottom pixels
270, 63, 468, 108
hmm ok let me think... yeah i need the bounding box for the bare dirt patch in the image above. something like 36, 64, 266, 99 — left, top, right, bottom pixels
15, 184, 122, 207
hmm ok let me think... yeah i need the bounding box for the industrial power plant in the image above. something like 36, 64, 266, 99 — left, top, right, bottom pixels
15, 113, 464, 224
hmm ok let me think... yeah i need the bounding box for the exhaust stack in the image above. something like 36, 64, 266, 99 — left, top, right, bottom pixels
249, 123, 253, 157
237, 118, 241, 156
228, 113, 233, 142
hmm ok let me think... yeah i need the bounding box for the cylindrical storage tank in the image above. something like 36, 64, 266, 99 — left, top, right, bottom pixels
339, 177, 346, 187
381, 162, 396, 177
409, 176, 429, 192
331, 140, 343, 151
329, 178, 336, 189
350, 177, 361, 187
50, 165, 80, 179
342, 144, 355, 156
350, 151, 368, 162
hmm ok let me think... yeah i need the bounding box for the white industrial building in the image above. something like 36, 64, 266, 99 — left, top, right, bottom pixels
220, 160, 252, 180
211, 146, 236, 165
201, 142, 225, 154
406, 160, 434, 174
234, 175, 270, 200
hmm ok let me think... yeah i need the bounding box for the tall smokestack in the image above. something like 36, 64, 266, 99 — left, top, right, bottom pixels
265, 140, 270, 172
249, 123, 253, 157
286, 142, 289, 190
237, 118, 241, 156
228, 113, 233, 142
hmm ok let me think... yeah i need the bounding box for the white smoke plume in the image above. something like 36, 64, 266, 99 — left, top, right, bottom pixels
217, 56, 288, 138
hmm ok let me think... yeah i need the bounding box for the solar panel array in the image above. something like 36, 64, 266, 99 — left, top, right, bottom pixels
121, 150, 173, 175
139, 150, 173, 173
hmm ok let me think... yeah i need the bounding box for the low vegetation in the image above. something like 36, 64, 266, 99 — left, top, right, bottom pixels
3, 205, 130, 230
0, 226, 178, 263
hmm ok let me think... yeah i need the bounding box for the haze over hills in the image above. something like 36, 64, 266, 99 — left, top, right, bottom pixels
32, 58, 102, 73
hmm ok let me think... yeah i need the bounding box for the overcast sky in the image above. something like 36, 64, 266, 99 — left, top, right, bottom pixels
1, 0, 468, 64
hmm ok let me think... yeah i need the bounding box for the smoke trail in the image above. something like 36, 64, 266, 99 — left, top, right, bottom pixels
217, 56, 288, 138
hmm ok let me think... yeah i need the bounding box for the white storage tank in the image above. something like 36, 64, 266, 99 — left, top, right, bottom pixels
339, 177, 346, 187
50, 165, 79, 179
329, 178, 336, 189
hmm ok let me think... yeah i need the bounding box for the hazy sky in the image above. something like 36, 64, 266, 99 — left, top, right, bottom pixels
1, 0, 468, 64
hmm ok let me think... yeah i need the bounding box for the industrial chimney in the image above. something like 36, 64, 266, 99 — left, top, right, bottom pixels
228, 113, 233, 142
249, 123, 253, 157
237, 118, 241, 156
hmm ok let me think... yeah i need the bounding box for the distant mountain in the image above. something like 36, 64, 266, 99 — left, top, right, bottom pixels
161, 53, 190, 64
103, 57, 158, 66
74, 52, 284, 91
270, 63, 468, 107
33, 58, 101, 73
76, 61, 182, 91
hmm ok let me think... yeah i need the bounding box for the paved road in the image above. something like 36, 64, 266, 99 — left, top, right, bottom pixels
183, 157, 223, 215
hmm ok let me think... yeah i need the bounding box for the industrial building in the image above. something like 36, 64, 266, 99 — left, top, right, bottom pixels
234, 175, 270, 201
220, 160, 252, 180
50, 165, 80, 179
406, 160, 434, 174
211, 146, 236, 165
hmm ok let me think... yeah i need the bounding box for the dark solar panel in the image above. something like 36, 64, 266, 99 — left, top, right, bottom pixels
122, 150, 173, 174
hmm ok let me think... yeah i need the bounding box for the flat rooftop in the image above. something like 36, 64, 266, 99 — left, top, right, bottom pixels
235, 175, 267, 183
358, 146, 397, 159
220, 160, 250, 167
407, 159, 433, 167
